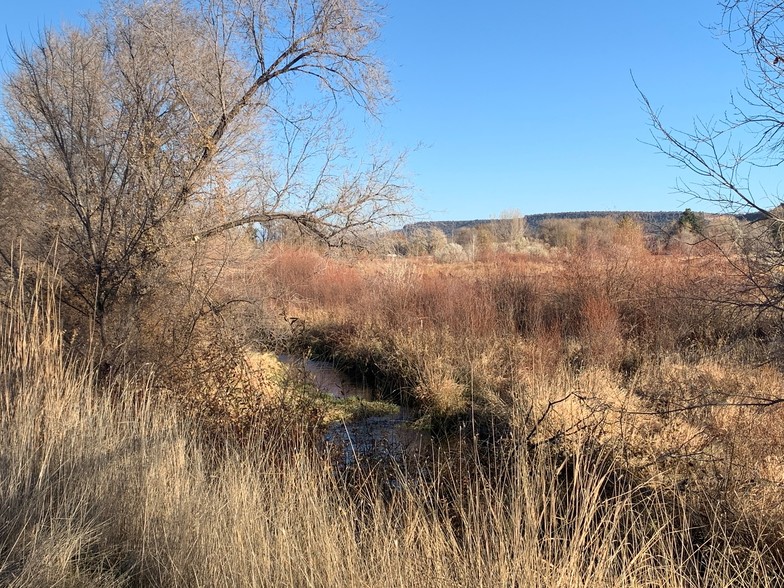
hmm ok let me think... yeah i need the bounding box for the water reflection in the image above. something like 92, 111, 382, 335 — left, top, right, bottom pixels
279, 354, 430, 464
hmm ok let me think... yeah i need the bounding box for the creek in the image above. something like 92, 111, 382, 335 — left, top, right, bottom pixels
278, 355, 430, 464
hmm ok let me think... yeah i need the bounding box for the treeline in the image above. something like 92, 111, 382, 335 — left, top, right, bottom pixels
403, 210, 692, 237
376, 209, 738, 260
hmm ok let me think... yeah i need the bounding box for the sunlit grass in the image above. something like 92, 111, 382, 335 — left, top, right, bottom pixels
2, 249, 784, 586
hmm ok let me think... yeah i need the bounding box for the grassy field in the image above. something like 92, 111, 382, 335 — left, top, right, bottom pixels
3, 230, 784, 586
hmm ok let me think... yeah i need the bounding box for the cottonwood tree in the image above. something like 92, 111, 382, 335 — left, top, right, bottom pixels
1, 0, 406, 362
0, 146, 37, 275
489, 208, 527, 245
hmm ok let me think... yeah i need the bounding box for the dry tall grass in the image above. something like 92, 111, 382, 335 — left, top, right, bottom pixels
259, 242, 784, 577
1, 268, 782, 586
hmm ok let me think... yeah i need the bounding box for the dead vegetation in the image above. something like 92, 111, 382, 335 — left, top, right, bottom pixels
0, 207, 783, 586
259, 226, 784, 570
3, 0, 784, 584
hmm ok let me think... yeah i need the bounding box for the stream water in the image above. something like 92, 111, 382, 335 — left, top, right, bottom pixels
279, 355, 430, 464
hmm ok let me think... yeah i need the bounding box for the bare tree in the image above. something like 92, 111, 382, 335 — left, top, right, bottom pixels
1, 0, 407, 357
490, 208, 527, 245
0, 145, 36, 277
642, 0, 784, 322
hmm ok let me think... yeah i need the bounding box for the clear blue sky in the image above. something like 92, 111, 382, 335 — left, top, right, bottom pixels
0, 1, 756, 220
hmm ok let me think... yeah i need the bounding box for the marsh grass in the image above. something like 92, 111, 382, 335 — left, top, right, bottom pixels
258, 244, 784, 577
1, 269, 783, 586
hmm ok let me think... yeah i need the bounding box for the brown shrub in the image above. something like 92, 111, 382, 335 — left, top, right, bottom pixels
580, 294, 623, 367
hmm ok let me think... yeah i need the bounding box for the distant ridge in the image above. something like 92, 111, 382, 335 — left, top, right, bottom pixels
402, 210, 733, 237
